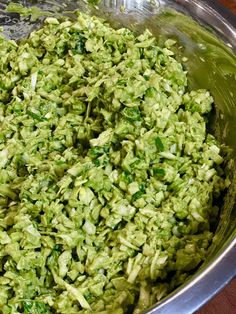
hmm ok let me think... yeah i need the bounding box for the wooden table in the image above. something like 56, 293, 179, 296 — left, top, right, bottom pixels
198, 279, 236, 314
198, 3, 236, 312
219, 0, 236, 12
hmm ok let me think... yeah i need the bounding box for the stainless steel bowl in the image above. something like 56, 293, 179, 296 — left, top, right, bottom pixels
1, 1, 235, 313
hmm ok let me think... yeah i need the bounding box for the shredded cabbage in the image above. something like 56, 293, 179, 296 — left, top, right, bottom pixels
0, 11, 231, 314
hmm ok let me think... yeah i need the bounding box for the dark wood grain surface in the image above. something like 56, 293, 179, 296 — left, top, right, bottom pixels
198, 279, 236, 314
219, 0, 236, 12
198, 2, 236, 313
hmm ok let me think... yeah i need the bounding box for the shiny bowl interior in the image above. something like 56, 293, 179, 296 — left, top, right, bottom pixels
0, 1, 236, 313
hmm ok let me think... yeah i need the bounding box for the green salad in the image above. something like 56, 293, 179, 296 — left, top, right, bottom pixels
0, 11, 231, 314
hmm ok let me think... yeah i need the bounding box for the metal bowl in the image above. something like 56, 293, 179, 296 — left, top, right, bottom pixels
1, 1, 235, 313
